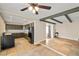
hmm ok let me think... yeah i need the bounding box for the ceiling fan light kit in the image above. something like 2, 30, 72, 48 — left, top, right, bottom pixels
32, 9, 36, 14
21, 3, 51, 15
28, 6, 33, 11
35, 6, 39, 11
28, 6, 39, 14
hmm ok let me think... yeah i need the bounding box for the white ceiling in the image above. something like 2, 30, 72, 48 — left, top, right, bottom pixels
0, 3, 79, 25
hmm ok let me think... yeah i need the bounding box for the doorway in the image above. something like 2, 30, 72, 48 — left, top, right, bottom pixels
46, 23, 55, 39
46, 23, 55, 44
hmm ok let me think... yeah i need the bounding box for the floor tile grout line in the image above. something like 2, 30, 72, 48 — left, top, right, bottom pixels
40, 43, 67, 56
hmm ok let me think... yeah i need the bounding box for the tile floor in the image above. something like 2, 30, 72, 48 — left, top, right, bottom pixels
0, 38, 60, 56
17, 45, 60, 56
0, 38, 36, 56
41, 38, 79, 56
1, 37, 79, 56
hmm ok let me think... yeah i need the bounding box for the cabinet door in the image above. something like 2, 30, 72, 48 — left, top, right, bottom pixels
1, 35, 9, 50
1, 35, 14, 50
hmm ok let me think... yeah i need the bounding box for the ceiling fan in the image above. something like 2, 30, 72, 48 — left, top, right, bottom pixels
20, 3, 51, 15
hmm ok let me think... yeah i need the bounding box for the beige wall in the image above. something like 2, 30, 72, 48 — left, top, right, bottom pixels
34, 21, 46, 44
0, 16, 5, 35
56, 21, 79, 41
0, 16, 5, 51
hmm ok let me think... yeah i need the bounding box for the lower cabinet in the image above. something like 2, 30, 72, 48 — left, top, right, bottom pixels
1, 33, 15, 50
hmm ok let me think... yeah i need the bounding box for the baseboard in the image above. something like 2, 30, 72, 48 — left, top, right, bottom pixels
58, 36, 79, 42
34, 38, 54, 45
34, 39, 45, 45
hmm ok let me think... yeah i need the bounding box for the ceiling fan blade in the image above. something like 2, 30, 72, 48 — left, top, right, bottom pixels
38, 5, 51, 10
20, 7, 28, 11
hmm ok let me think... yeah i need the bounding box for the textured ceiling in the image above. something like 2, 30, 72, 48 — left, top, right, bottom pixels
0, 3, 79, 25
